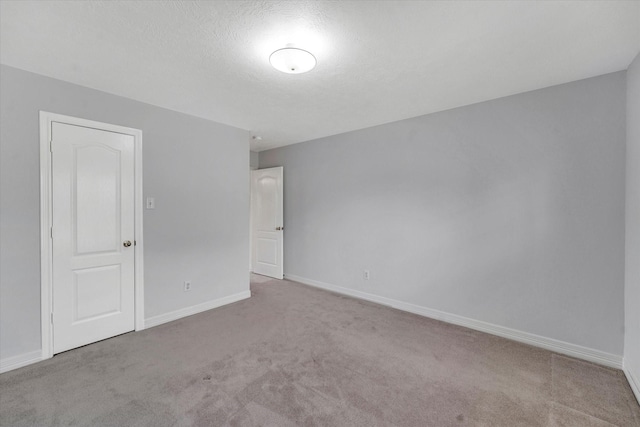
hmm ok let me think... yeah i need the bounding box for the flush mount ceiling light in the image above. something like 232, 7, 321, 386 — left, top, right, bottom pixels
269, 47, 316, 74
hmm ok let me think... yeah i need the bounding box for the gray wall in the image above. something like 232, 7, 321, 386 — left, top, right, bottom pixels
260, 72, 627, 355
625, 54, 640, 386
250, 151, 259, 170
0, 65, 250, 360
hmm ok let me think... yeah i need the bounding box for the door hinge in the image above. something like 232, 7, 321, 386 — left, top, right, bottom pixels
50, 227, 53, 239
50, 313, 54, 324
49, 140, 52, 152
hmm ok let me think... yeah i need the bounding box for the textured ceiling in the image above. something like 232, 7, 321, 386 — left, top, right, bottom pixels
1, 1, 639, 151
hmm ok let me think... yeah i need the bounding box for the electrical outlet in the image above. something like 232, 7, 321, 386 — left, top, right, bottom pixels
184, 281, 192, 292
363, 270, 370, 280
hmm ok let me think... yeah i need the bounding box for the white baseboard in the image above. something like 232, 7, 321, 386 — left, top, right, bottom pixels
0, 350, 43, 374
624, 365, 640, 404
145, 290, 251, 329
1, 291, 251, 374
285, 274, 623, 369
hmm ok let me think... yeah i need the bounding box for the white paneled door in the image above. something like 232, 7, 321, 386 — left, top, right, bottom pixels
251, 167, 284, 279
51, 122, 135, 354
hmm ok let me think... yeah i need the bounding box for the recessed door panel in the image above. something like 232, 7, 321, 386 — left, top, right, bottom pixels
257, 238, 278, 265
257, 176, 277, 231
74, 265, 121, 322
74, 145, 121, 255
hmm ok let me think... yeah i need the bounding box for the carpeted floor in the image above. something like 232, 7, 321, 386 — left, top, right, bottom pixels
1, 275, 639, 426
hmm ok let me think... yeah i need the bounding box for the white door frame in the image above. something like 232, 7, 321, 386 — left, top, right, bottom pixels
39, 111, 145, 360
250, 167, 284, 279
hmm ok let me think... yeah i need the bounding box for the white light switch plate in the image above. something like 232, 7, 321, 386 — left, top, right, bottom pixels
146, 197, 155, 209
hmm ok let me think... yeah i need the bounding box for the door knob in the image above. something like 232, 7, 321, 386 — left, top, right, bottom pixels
123, 240, 132, 247
275, 227, 283, 231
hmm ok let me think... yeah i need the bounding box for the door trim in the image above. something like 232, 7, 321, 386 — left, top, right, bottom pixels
250, 167, 284, 279
39, 111, 145, 360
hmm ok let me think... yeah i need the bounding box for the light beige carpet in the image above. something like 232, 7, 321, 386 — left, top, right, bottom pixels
1, 276, 638, 426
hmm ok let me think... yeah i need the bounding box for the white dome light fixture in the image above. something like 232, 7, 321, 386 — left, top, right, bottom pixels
269, 47, 316, 74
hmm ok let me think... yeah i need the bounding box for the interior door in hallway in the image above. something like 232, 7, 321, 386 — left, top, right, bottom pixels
251, 167, 284, 279
51, 122, 135, 354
